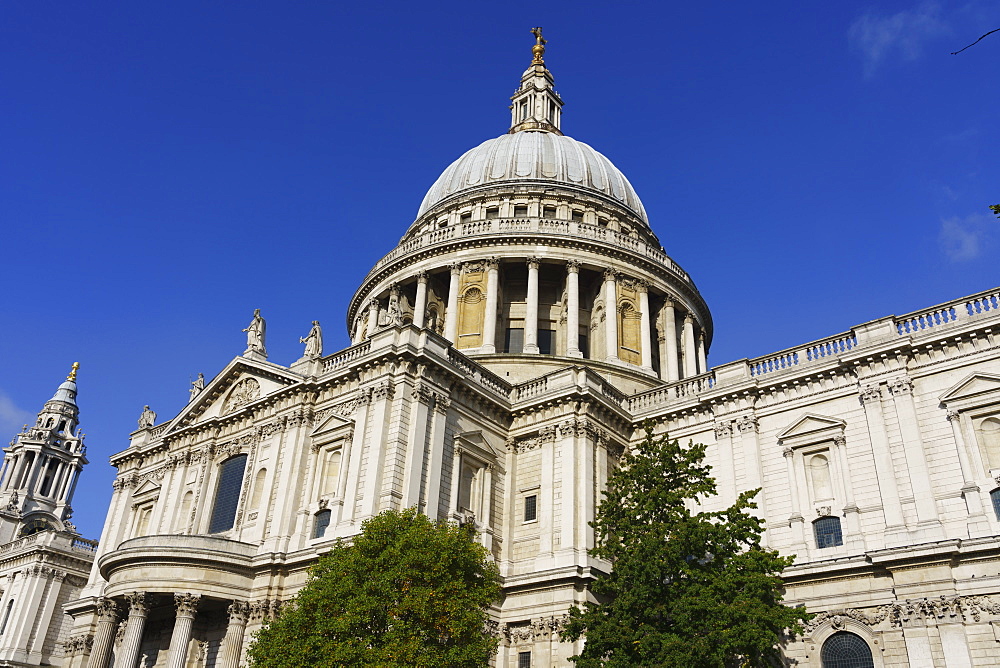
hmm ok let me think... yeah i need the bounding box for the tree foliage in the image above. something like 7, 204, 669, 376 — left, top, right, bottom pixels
562, 425, 810, 668
247, 508, 502, 667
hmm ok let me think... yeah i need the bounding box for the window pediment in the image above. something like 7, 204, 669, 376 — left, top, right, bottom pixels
939, 373, 1000, 408
776, 414, 846, 449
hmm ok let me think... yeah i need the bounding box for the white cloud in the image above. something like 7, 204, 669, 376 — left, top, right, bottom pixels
0, 391, 34, 438
849, 2, 949, 77
939, 212, 993, 261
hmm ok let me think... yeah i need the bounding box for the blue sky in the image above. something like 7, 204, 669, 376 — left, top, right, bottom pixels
1, 2, 997, 538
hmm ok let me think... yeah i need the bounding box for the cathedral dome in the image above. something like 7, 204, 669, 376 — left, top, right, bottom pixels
416, 132, 648, 226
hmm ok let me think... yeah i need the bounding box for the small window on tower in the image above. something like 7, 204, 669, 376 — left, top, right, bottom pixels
571, 210, 584, 222
524, 494, 537, 522
518, 651, 532, 668
460, 212, 472, 225
485, 207, 499, 219
514, 205, 529, 218
542, 206, 557, 218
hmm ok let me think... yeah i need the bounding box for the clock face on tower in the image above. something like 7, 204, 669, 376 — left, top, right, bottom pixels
19, 517, 55, 536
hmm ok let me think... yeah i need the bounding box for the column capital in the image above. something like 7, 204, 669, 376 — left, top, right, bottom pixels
833, 434, 847, 447
485, 256, 500, 270
946, 409, 961, 422
526, 256, 540, 270
683, 313, 694, 324
782, 447, 794, 458
389, 283, 400, 297
368, 298, 380, 311
713, 421, 733, 439
636, 278, 650, 293
565, 259, 580, 274
125, 591, 149, 616
449, 262, 462, 275
174, 593, 201, 618
96, 597, 120, 621
888, 376, 913, 396
228, 600, 249, 624
603, 268, 618, 281
416, 270, 428, 283
859, 384, 882, 404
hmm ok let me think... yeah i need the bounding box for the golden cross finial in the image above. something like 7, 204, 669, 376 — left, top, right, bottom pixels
67, 362, 79, 381
531, 27, 546, 64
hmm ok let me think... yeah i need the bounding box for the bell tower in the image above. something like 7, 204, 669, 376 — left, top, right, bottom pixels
0, 363, 88, 543
509, 27, 563, 135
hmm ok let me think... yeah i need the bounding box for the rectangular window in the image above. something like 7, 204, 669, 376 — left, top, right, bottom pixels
518, 651, 532, 668
579, 333, 589, 359
538, 329, 555, 355
542, 206, 557, 218
485, 207, 499, 220
571, 210, 584, 222
505, 328, 524, 354
460, 212, 472, 224
513, 205, 529, 218
524, 494, 537, 522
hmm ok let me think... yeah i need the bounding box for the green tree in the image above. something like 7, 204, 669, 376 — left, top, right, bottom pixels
562, 425, 810, 668
247, 508, 502, 667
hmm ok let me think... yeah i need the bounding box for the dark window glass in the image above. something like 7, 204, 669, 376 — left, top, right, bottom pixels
313, 509, 332, 538
571, 210, 584, 222
542, 206, 557, 218
579, 334, 589, 359
485, 207, 499, 220
505, 328, 524, 354
814, 516, 843, 549
538, 329, 555, 355
209, 454, 248, 534
820, 632, 874, 668
0, 600, 13, 635
514, 205, 529, 217
991, 489, 1000, 520
518, 651, 532, 668
524, 495, 537, 522
460, 213, 472, 224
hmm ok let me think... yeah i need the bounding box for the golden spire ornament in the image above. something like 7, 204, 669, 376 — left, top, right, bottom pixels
67, 362, 79, 381
531, 27, 546, 64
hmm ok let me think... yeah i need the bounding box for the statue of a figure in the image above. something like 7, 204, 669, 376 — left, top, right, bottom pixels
189, 373, 205, 401
299, 321, 323, 359
243, 309, 267, 355
138, 405, 156, 429
6, 491, 19, 512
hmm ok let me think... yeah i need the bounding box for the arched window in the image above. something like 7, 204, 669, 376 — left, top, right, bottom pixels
814, 516, 843, 549
250, 468, 267, 509
809, 453, 834, 501
991, 489, 1000, 521
821, 631, 874, 668
208, 454, 248, 534
0, 599, 13, 635
979, 418, 1000, 469
313, 509, 332, 538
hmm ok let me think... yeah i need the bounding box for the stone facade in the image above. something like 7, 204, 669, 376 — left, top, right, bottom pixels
57, 35, 1000, 668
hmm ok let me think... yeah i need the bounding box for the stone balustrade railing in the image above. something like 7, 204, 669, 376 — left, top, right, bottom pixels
0, 530, 97, 554
364, 217, 693, 285
321, 340, 372, 373
628, 287, 1000, 415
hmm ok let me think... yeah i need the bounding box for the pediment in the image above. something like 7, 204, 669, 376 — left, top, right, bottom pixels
777, 414, 846, 442
939, 373, 1000, 404
166, 358, 302, 433
455, 430, 505, 460
132, 479, 161, 500
311, 413, 354, 439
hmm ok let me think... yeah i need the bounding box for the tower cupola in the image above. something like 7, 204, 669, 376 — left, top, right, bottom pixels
509, 27, 563, 135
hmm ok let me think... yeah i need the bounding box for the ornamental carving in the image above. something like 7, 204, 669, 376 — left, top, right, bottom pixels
247, 599, 285, 623
224, 378, 261, 414
565, 259, 580, 273
499, 615, 570, 643
735, 415, 758, 434
228, 601, 249, 624
96, 597, 119, 620
805, 595, 1000, 634
713, 422, 733, 439
946, 410, 961, 421
125, 591, 149, 615
61, 634, 94, 656
174, 593, 201, 617
888, 376, 913, 396
859, 384, 882, 405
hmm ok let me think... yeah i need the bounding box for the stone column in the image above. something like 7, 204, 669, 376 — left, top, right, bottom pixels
444, 263, 461, 343
946, 410, 987, 518
0, 454, 16, 490
482, 258, 499, 353
859, 384, 906, 538
736, 414, 767, 540
603, 270, 619, 362
558, 422, 577, 554
165, 593, 200, 668
888, 377, 941, 532
360, 381, 395, 517
87, 598, 120, 668
366, 297, 380, 339
638, 282, 653, 372
218, 601, 248, 668
565, 261, 582, 357
113, 592, 149, 668
682, 314, 697, 378
401, 384, 433, 508
538, 427, 556, 559
338, 390, 370, 525
412, 272, 428, 329
713, 422, 737, 506
697, 332, 708, 374
783, 448, 808, 553
524, 258, 540, 354
424, 395, 451, 519
833, 435, 864, 551
662, 301, 679, 381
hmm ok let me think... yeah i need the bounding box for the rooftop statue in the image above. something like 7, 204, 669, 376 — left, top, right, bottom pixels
243, 309, 267, 357
300, 321, 323, 359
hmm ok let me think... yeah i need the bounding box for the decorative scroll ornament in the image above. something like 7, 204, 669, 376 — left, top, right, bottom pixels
888, 376, 913, 396
859, 384, 882, 404
713, 421, 733, 439
224, 378, 261, 414
499, 614, 569, 643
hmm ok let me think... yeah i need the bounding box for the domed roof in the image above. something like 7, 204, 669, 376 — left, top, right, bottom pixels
416, 132, 648, 225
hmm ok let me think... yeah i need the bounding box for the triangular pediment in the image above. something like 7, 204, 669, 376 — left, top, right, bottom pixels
312, 413, 354, 437
455, 430, 505, 459
132, 479, 161, 499
777, 414, 846, 441
165, 357, 302, 433
939, 373, 1000, 404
